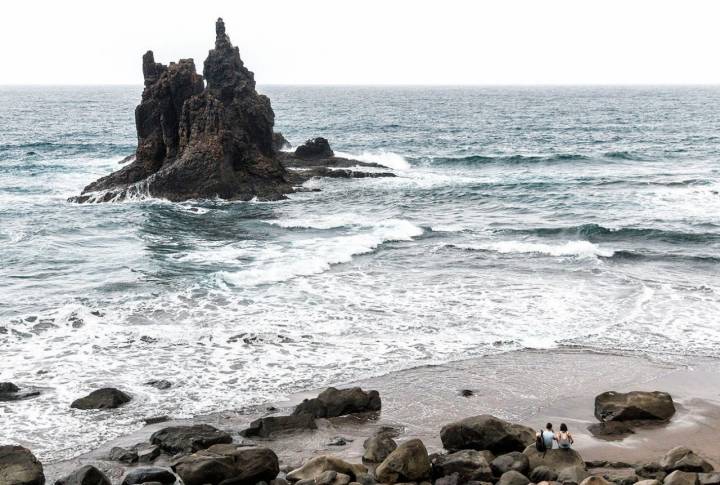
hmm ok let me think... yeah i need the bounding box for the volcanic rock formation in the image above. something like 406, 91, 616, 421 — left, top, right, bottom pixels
73, 18, 292, 202
72, 18, 396, 203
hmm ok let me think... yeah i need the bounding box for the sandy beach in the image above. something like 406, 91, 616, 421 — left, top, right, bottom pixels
41, 349, 720, 483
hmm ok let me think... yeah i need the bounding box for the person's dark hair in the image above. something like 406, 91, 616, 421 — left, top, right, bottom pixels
546, 423, 553, 430
560, 423, 568, 432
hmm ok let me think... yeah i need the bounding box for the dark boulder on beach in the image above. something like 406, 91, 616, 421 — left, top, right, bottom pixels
241, 414, 317, 438
55, 465, 111, 485
0, 445, 45, 485
121, 467, 176, 485
497, 470, 530, 485
375, 439, 432, 484
432, 450, 493, 482
664, 471, 701, 485
594, 391, 676, 422
150, 424, 232, 454
109, 446, 138, 464
523, 446, 588, 482
362, 434, 397, 463
171, 445, 279, 485
491, 452, 530, 476
70, 388, 131, 409
440, 415, 535, 454
295, 138, 334, 159
0, 382, 40, 402
73, 18, 291, 203
587, 421, 635, 439
293, 387, 381, 419
660, 447, 713, 474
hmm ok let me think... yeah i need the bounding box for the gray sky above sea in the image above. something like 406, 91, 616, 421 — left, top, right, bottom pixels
3, 0, 720, 85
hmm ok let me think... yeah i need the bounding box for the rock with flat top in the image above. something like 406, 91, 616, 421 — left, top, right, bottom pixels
70, 388, 131, 409
120, 467, 176, 485
441, 415, 534, 454
241, 414, 317, 438
294, 387, 381, 418
150, 424, 232, 454
171, 445, 278, 485
594, 391, 675, 422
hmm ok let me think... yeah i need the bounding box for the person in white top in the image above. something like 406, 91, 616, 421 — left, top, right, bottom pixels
556, 423, 575, 449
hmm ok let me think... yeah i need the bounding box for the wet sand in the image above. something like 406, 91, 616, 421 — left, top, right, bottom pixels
45, 349, 720, 483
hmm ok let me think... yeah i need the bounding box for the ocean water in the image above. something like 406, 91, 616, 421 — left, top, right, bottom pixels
1, 85, 719, 460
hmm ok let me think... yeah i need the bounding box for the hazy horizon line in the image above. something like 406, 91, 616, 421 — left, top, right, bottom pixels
3, 82, 720, 88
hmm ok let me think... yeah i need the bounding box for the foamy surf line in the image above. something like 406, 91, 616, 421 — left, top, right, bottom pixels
334, 150, 411, 170
218, 219, 423, 287
452, 240, 615, 258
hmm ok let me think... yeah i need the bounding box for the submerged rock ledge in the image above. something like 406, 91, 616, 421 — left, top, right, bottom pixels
70, 19, 394, 204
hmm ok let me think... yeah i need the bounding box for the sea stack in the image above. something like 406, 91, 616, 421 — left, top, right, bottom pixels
74, 18, 292, 202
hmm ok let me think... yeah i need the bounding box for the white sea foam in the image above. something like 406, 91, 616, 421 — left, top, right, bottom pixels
335, 150, 411, 170
459, 240, 614, 258
264, 212, 377, 230
219, 219, 423, 286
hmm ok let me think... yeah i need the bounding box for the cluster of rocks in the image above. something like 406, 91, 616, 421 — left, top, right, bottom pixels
3, 387, 715, 485
587, 391, 676, 439
70, 19, 396, 204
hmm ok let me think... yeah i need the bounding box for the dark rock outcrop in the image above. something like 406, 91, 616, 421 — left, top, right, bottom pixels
375, 439, 431, 484
109, 446, 138, 464
432, 450, 493, 482
660, 447, 713, 473
523, 445, 588, 483
0, 382, 40, 402
55, 465, 111, 485
150, 424, 233, 454
491, 452, 530, 477
587, 421, 635, 439
295, 138, 334, 159
440, 415, 535, 454
0, 445, 45, 485
362, 434, 397, 463
497, 470, 530, 485
70, 388, 131, 410
74, 18, 291, 203
273, 132, 291, 151
171, 445, 279, 485
293, 387, 381, 419
594, 391, 676, 422
241, 414, 317, 438
120, 467, 176, 485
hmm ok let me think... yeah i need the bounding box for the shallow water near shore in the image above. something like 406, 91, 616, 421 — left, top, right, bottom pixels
1, 85, 720, 461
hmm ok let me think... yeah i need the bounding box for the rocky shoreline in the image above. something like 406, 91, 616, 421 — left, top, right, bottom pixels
3, 350, 720, 485
3, 383, 718, 485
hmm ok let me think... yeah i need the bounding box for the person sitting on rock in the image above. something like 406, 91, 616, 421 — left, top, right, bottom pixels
557, 423, 574, 449
537, 422, 555, 450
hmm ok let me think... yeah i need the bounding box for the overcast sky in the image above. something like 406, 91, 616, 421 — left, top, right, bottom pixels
2, 0, 720, 85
